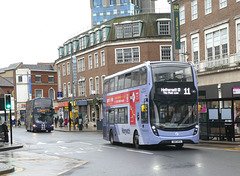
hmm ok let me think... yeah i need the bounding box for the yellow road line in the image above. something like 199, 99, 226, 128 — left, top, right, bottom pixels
58, 161, 88, 175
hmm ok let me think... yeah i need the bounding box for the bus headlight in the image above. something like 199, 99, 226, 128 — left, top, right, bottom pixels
152, 125, 159, 136
193, 125, 199, 135
33, 124, 37, 128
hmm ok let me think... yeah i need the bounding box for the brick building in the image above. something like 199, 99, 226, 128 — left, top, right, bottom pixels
176, 0, 240, 140
55, 13, 172, 125
0, 63, 57, 121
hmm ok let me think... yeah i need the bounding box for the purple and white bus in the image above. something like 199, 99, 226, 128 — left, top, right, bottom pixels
102, 61, 199, 148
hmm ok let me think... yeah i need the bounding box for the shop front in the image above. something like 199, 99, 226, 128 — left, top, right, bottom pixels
199, 82, 240, 141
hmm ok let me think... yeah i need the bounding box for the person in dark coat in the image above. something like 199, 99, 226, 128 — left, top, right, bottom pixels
2, 121, 9, 143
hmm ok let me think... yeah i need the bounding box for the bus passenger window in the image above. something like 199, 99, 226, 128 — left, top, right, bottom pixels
132, 69, 140, 87
118, 75, 125, 90
114, 76, 118, 91
125, 73, 132, 89
140, 67, 147, 85
104, 80, 109, 94
108, 109, 115, 124
118, 108, 125, 123
109, 78, 115, 92
124, 107, 128, 123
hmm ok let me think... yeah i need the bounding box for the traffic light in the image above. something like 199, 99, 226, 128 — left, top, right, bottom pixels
5, 94, 11, 110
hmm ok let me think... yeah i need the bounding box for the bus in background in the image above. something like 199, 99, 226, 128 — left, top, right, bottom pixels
102, 61, 199, 148
25, 97, 54, 132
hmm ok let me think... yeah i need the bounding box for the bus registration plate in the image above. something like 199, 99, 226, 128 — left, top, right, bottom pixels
171, 140, 182, 144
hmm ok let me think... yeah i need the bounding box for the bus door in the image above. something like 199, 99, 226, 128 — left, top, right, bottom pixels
139, 103, 150, 144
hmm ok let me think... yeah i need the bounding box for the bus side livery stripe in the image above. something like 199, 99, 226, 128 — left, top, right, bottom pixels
107, 89, 139, 125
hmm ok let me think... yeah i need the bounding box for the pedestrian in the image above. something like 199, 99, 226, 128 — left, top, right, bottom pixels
64, 118, 68, 127
59, 117, 63, 127
55, 116, 58, 128
78, 114, 83, 131
17, 119, 21, 127
85, 115, 89, 128
2, 121, 9, 143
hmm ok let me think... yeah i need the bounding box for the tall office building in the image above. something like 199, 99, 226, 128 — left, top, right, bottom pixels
90, 0, 156, 26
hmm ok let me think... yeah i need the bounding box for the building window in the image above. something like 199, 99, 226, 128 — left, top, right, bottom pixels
36, 75, 41, 82
68, 82, 71, 97
18, 76, 23, 83
78, 78, 86, 97
116, 22, 141, 39
63, 83, 67, 98
102, 27, 109, 41
89, 78, 93, 95
101, 51, 105, 66
93, 0, 102, 6
180, 5, 185, 25
95, 77, 99, 94
101, 75, 105, 94
78, 58, 85, 72
160, 46, 171, 61
219, 0, 227, 9
237, 23, 240, 53
116, 47, 140, 64
58, 66, 61, 91
62, 64, 66, 76
206, 27, 228, 60
133, 23, 140, 37
110, 0, 116, 5
94, 53, 99, 68
48, 76, 54, 83
90, 33, 95, 46
180, 40, 187, 62
49, 88, 55, 100
192, 37, 199, 65
88, 55, 93, 69
96, 31, 100, 44
67, 62, 70, 75
158, 21, 170, 35
191, 0, 198, 20
124, 24, 132, 38
64, 45, 68, 56
35, 89, 43, 98
205, 0, 212, 15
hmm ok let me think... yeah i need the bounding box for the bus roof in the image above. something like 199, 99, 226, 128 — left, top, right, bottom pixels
104, 61, 193, 80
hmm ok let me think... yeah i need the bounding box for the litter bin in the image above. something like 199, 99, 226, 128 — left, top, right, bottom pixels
225, 124, 233, 141
97, 120, 102, 130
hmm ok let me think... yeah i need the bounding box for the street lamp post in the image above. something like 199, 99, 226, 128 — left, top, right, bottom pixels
70, 42, 76, 130
169, 0, 175, 61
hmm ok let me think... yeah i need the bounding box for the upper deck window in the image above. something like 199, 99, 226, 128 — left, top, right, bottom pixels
152, 64, 193, 82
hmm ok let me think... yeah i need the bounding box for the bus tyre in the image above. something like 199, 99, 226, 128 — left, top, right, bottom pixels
133, 131, 140, 149
109, 131, 115, 145
176, 143, 184, 149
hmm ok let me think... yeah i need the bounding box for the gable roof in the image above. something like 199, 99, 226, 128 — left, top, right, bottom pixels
0, 76, 13, 87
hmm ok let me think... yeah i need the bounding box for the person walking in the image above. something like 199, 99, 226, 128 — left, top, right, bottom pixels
2, 121, 9, 143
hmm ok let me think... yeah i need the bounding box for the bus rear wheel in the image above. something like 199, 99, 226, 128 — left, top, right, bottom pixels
133, 132, 140, 149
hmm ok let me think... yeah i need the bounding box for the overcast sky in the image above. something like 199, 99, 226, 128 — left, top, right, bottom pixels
0, 0, 170, 68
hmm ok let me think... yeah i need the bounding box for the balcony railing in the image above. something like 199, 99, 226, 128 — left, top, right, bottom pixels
194, 53, 240, 72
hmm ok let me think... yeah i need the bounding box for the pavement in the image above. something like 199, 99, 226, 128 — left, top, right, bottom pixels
0, 124, 240, 175
0, 143, 23, 175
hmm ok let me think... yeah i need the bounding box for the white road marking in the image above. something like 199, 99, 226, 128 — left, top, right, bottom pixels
101, 145, 118, 150
126, 149, 153, 155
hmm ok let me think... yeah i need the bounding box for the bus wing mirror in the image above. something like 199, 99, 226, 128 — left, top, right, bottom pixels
141, 105, 147, 112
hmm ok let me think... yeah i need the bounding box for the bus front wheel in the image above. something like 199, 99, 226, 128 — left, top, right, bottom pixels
109, 131, 115, 145
133, 131, 140, 149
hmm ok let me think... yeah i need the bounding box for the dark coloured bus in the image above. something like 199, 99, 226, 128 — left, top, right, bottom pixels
25, 97, 54, 132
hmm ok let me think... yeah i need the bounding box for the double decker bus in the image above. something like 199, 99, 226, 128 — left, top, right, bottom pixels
102, 61, 199, 148
25, 97, 54, 132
